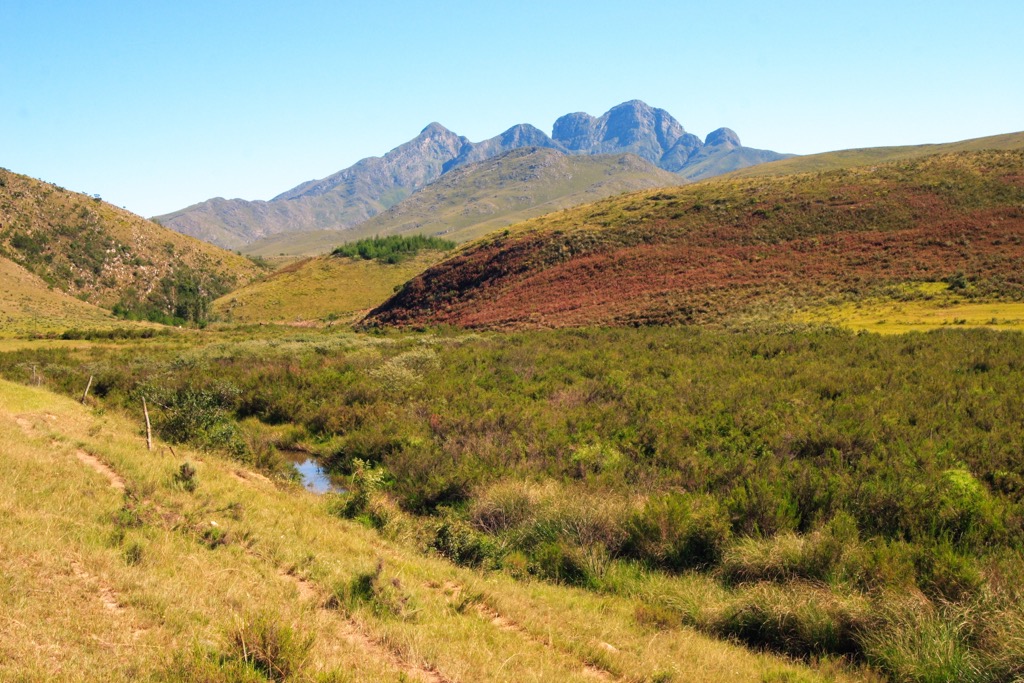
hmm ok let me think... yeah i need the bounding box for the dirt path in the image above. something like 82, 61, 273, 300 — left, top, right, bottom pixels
74, 449, 125, 491
14, 413, 127, 491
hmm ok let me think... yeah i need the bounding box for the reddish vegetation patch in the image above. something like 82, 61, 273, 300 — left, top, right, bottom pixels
366, 152, 1024, 329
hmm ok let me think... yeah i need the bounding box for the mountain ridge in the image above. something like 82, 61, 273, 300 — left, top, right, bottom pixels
155, 100, 790, 249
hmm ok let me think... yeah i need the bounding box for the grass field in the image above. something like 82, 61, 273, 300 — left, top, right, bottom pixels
0, 375, 852, 682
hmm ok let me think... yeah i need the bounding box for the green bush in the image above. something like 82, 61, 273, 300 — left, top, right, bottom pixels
430, 516, 497, 568
625, 493, 731, 571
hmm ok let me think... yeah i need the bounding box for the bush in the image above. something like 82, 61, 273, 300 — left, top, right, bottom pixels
227, 613, 314, 682
625, 493, 731, 571
430, 516, 497, 568
707, 584, 870, 659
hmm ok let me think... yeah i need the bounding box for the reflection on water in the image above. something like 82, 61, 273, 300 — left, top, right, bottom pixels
281, 450, 346, 494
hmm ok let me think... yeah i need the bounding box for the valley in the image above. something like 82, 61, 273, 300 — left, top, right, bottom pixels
3, 129, 1024, 683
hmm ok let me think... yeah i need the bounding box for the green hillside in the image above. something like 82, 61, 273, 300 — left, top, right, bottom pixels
728, 131, 1024, 179
0, 255, 134, 338
0, 167, 263, 323
365, 149, 1024, 330
214, 251, 448, 324
0, 370, 847, 683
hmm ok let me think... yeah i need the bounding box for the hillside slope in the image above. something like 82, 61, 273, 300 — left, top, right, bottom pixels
0, 167, 261, 321
244, 148, 680, 256
213, 251, 446, 324
0, 376, 846, 682
365, 150, 1024, 329
0, 256, 121, 337
728, 130, 1024, 179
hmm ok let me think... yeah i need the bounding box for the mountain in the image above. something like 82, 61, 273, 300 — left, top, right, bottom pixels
156, 101, 789, 249
243, 148, 681, 256
153, 123, 468, 250
0, 167, 262, 323
363, 149, 1024, 330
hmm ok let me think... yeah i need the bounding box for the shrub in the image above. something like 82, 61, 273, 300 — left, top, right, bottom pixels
173, 462, 198, 493
707, 584, 870, 659
625, 493, 731, 571
862, 598, 985, 683
227, 613, 314, 682
469, 480, 539, 534
335, 459, 389, 524
429, 516, 497, 568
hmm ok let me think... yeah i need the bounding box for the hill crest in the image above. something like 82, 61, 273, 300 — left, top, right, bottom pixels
364, 149, 1024, 329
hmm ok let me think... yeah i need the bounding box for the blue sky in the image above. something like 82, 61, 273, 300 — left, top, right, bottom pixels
2, 0, 1021, 218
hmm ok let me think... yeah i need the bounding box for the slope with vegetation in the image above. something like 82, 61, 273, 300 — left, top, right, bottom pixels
728, 130, 1024, 179
5, 323, 1024, 682
366, 150, 1024, 329
0, 255, 123, 337
213, 250, 449, 325
0, 360, 847, 683
0, 167, 262, 324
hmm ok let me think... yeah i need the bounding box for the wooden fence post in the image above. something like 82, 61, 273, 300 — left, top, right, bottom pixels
143, 397, 153, 451
82, 375, 93, 403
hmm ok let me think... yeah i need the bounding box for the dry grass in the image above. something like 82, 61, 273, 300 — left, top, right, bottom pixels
793, 282, 1024, 334
0, 256, 135, 338
0, 376, 864, 682
213, 252, 444, 325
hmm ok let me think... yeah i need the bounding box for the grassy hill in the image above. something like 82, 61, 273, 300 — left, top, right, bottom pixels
242, 149, 679, 257
727, 131, 1024, 179
0, 167, 263, 323
365, 149, 1024, 330
214, 251, 448, 325
0, 255, 125, 337
0, 372, 851, 683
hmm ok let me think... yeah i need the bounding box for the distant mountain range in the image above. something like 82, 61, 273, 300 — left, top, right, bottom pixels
155, 100, 790, 249
242, 148, 681, 257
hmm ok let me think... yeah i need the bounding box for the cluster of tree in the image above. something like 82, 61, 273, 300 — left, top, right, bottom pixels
331, 234, 456, 264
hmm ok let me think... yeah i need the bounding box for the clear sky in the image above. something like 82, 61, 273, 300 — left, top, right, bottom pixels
2, 0, 1021, 218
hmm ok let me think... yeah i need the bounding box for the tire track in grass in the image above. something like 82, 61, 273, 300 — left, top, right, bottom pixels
14, 410, 449, 682
433, 580, 619, 682
278, 570, 449, 683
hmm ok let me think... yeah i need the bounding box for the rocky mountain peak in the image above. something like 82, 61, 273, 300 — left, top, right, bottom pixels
705, 127, 741, 148
420, 121, 455, 137
157, 100, 790, 249
551, 112, 599, 151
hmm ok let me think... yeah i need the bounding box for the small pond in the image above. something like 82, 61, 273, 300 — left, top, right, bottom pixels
281, 450, 346, 494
